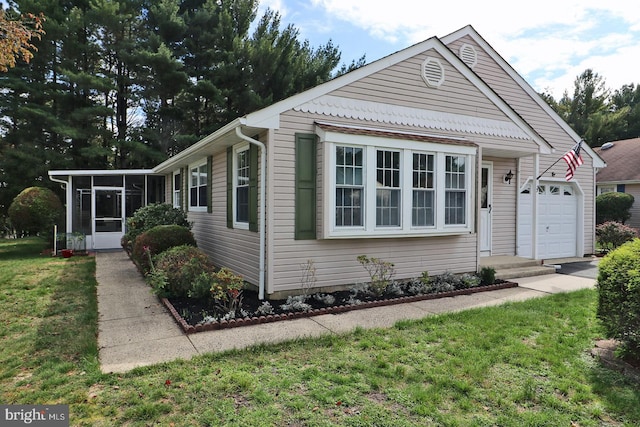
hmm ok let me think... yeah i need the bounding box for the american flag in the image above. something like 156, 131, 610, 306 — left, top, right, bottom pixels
562, 141, 584, 181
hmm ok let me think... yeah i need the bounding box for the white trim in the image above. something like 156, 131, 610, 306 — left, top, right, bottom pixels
322, 137, 475, 239
480, 161, 493, 254
188, 160, 208, 212
421, 57, 445, 88
172, 170, 181, 208
49, 169, 155, 176
232, 143, 250, 230
441, 25, 605, 167
301, 96, 531, 140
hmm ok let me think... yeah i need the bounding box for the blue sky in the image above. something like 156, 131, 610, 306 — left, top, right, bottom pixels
258, 0, 640, 99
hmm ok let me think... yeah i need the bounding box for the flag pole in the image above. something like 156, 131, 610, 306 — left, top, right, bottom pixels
536, 139, 584, 180
536, 156, 564, 180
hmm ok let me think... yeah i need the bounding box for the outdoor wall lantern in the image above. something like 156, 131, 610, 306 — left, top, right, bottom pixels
504, 169, 514, 184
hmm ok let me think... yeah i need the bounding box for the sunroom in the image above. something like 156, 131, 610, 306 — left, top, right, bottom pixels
48, 170, 165, 250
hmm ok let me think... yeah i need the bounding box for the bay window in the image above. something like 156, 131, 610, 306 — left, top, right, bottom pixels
325, 136, 474, 238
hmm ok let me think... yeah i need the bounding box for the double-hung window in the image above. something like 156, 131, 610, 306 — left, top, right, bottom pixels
189, 163, 207, 211
173, 171, 181, 208
335, 146, 364, 227
412, 153, 435, 227
234, 145, 250, 227
445, 155, 466, 225
376, 150, 401, 227
324, 133, 474, 238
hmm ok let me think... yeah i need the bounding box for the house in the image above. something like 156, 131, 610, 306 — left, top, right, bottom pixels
595, 138, 640, 228
49, 25, 605, 299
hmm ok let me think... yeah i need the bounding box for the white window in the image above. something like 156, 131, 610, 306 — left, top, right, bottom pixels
597, 185, 615, 195
335, 146, 364, 227
376, 149, 401, 227
324, 135, 474, 238
173, 171, 181, 208
445, 155, 466, 225
234, 145, 250, 228
412, 153, 435, 227
189, 162, 207, 211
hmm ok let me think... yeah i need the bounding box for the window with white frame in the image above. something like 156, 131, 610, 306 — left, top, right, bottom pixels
444, 155, 466, 225
325, 137, 474, 238
189, 163, 207, 210
335, 146, 364, 227
234, 145, 250, 227
412, 153, 435, 227
376, 149, 401, 227
173, 171, 181, 208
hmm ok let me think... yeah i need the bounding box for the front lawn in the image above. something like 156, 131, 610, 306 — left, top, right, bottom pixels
1, 238, 639, 426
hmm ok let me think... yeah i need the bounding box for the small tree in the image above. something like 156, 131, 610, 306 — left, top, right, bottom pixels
596, 192, 635, 224
8, 187, 63, 238
596, 238, 640, 360
596, 221, 638, 253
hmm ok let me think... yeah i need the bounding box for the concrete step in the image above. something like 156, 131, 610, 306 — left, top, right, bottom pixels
495, 265, 557, 281
483, 259, 541, 270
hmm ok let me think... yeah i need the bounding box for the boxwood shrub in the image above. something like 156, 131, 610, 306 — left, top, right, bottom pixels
8, 186, 63, 238
153, 245, 215, 298
133, 225, 196, 274
122, 203, 191, 253
596, 238, 640, 359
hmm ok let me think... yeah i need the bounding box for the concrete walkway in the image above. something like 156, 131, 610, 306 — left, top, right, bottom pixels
96, 251, 597, 373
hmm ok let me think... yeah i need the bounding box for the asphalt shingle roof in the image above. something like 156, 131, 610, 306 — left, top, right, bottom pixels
594, 137, 640, 183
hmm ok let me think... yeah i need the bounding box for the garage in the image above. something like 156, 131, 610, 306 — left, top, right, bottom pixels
517, 181, 581, 259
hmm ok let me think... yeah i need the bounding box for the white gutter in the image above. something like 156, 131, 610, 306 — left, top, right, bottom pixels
235, 126, 267, 300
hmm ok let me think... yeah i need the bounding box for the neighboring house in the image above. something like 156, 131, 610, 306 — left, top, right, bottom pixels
595, 137, 640, 228
49, 25, 605, 299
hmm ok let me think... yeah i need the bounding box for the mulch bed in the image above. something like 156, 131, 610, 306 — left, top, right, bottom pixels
162, 281, 519, 334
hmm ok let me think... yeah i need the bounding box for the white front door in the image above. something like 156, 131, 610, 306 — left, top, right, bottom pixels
480, 162, 492, 254
92, 187, 125, 250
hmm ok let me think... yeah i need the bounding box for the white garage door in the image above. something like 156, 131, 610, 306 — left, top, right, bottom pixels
518, 182, 578, 259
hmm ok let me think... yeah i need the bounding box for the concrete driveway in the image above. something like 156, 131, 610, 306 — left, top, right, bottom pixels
556, 259, 601, 280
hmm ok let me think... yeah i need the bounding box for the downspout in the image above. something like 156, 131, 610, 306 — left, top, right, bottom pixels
235, 127, 267, 300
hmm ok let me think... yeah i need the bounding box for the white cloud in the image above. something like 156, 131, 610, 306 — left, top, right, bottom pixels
266, 0, 640, 98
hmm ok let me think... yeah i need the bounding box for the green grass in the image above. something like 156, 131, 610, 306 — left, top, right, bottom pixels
1, 238, 640, 426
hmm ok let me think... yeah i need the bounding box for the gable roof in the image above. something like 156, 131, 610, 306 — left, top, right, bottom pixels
243, 34, 552, 154
595, 138, 640, 183
441, 25, 606, 168
156, 26, 560, 174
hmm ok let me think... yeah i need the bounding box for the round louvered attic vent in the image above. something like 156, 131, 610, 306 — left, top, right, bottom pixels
421, 57, 445, 88
459, 43, 477, 68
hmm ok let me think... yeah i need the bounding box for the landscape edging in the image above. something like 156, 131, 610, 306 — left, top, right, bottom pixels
160, 281, 519, 334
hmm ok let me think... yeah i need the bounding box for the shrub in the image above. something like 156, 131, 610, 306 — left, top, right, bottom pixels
122, 203, 191, 253
357, 255, 395, 297
479, 267, 496, 286
153, 245, 215, 298
596, 238, 640, 359
596, 221, 638, 253
596, 192, 635, 225
8, 187, 63, 238
132, 225, 196, 274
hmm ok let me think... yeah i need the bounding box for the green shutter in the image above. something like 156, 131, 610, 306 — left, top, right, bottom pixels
207, 155, 213, 214
226, 147, 233, 228
249, 144, 259, 232
295, 133, 317, 240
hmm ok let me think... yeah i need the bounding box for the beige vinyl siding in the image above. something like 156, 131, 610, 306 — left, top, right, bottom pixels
186, 147, 261, 286
624, 184, 640, 229
447, 35, 596, 254
332, 50, 507, 121
486, 157, 517, 255
270, 107, 480, 294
